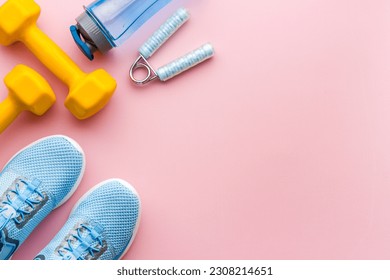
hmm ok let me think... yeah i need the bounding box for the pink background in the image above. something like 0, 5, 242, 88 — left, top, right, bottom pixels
1, 0, 390, 259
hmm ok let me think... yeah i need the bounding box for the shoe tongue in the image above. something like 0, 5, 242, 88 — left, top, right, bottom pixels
63, 222, 104, 260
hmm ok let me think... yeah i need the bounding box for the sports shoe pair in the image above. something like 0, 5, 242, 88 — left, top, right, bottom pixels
0, 135, 141, 260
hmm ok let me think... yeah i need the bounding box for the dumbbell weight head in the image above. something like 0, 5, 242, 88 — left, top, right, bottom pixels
0, 65, 55, 133
5, 64, 55, 115
65, 69, 117, 120
0, 0, 40, 46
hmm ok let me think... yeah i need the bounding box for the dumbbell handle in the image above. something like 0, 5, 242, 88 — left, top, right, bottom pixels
23, 24, 85, 86
0, 98, 20, 133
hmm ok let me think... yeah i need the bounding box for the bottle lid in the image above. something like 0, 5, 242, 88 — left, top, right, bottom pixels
70, 11, 113, 61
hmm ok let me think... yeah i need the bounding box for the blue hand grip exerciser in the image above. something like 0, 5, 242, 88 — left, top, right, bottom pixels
130, 8, 215, 85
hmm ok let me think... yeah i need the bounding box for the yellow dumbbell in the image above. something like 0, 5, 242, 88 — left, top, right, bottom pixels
0, 65, 56, 133
0, 0, 116, 120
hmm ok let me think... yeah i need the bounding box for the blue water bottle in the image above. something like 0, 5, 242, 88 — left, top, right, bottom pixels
71, 0, 172, 60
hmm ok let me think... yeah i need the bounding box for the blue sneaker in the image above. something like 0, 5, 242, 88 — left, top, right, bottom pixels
0, 135, 85, 260
34, 179, 141, 260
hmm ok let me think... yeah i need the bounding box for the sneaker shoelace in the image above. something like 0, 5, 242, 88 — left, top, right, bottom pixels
0, 178, 44, 231
58, 224, 104, 260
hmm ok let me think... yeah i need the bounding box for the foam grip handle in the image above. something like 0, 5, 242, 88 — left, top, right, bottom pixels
0, 98, 20, 133
157, 43, 214, 81
139, 8, 189, 59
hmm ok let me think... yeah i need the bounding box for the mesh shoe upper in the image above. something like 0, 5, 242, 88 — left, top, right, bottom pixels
0, 135, 85, 260
35, 179, 141, 260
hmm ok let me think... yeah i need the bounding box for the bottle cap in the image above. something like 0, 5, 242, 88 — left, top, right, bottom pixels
70, 11, 113, 60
